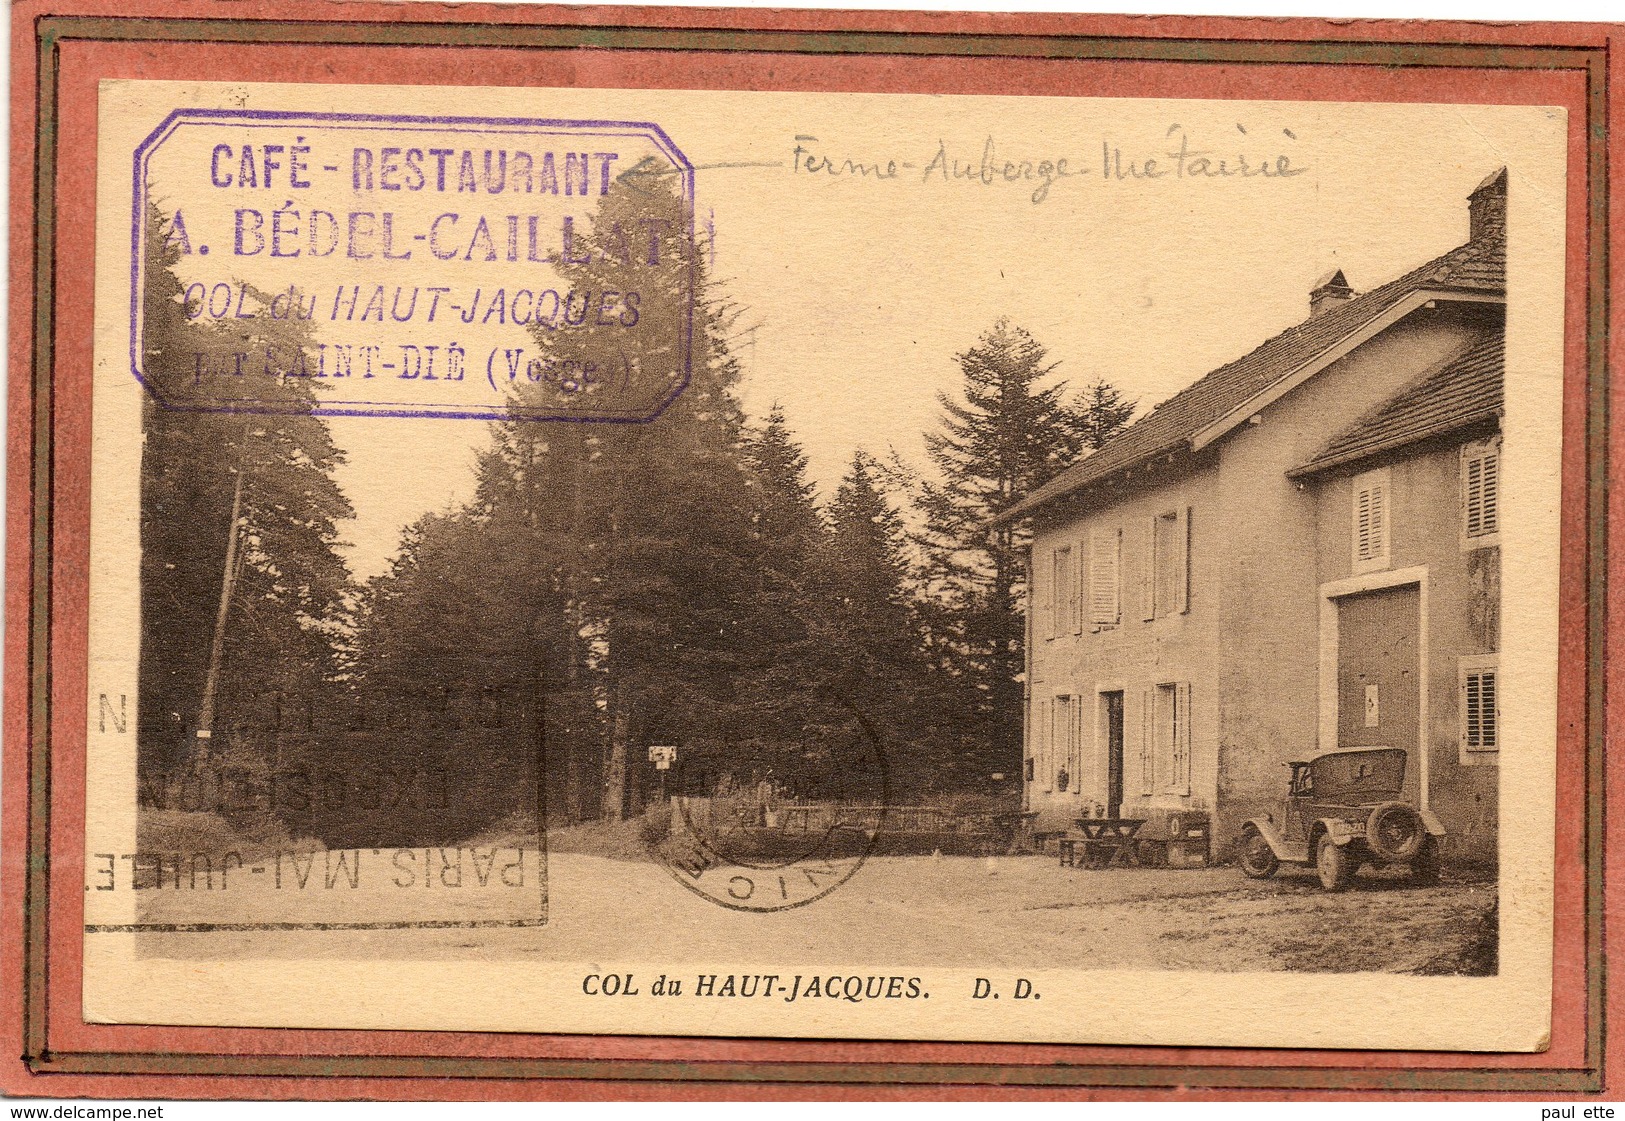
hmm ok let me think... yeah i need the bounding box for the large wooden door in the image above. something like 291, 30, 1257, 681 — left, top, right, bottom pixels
1336, 584, 1421, 795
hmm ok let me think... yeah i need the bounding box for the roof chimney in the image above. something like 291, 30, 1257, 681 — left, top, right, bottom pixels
1468, 167, 1507, 242
1309, 269, 1355, 318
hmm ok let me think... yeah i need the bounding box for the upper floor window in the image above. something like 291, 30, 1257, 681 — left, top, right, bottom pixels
1145, 507, 1191, 620
1088, 528, 1121, 628
1351, 467, 1391, 573
1049, 544, 1076, 638
1462, 437, 1501, 548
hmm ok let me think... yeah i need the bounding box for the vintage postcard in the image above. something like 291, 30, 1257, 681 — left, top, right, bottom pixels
5, 1, 1616, 1099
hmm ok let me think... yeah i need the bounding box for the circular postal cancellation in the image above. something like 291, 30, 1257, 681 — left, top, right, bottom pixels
644, 692, 892, 912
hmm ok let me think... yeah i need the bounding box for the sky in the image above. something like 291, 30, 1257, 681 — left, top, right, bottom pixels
131, 82, 1566, 580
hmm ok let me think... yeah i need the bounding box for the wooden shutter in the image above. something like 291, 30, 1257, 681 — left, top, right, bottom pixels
1354, 475, 1389, 564
1089, 530, 1120, 626
1053, 688, 1066, 786
1480, 450, 1499, 534
1070, 545, 1083, 634
1049, 548, 1066, 637
1465, 445, 1500, 537
1072, 696, 1086, 788
1172, 682, 1193, 794
1138, 688, 1155, 795
1040, 547, 1055, 638
1141, 517, 1157, 621
1369, 483, 1387, 557
1175, 507, 1191, 614
1356, 485, 1375, 560
1465, 669, 1498, 751
1039, 698, 1054, 789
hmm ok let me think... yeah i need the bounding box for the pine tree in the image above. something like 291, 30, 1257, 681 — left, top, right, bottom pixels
746, 403, 824, 550
729, 405, 842, 788
138, 205, 355, 786
817, 450, 934, 780
915, 319, 1133, 786
1076, 377, 1137, 451
511, 174, 763, 819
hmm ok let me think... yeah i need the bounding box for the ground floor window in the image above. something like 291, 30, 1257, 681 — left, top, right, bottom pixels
1032, 694, 1082, 792
1139, 682, 1192, 796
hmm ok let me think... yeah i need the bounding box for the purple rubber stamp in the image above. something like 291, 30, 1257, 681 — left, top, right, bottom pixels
132, 110, 696, 423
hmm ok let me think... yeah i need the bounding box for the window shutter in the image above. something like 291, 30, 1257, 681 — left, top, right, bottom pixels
1112, 530, 1122, 623
1046, 542, 1059, 633
1465, 458, 1484, 535
1173, 682, 1193, 794
1175, 507, 1191, 615
1089, 530, 1120, 626
1072, 695, 1086, 787
1465, 445, 1500, 538
1138, 688, 1155, 796
1050, 698, 1063, 786
1369, 483, 1386, 557
1354, 474, 1390, 564
1039, 698, 1053, 789
1070, 545, 1083, 635
1356, 485, 1377, 560
1050, 548, 1066, 637
1141, 518, 1157, 621
1465, 670, 1498, 751
1077, 543, 1091, 632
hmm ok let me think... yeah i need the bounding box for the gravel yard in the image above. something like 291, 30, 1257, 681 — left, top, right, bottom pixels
127, 847, 1497, 974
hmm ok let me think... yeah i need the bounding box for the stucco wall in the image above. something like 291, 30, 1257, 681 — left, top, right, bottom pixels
1312, 441, 1501, 866
1027, 460, 1220, 831
1020, 301, 1500, 865
1208, 305, 1495, 857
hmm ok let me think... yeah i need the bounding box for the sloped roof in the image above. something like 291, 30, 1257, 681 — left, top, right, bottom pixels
1288, 329, 1504, 479
995, 231, 1505, 524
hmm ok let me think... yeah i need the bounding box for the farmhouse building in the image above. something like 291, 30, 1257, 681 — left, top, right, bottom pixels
999, 169, 1506, 864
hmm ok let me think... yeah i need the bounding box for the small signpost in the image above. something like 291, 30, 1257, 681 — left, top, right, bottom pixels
648, 745, 677, 802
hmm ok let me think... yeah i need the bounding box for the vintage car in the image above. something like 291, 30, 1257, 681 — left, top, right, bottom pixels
1237, 747, 1444, 891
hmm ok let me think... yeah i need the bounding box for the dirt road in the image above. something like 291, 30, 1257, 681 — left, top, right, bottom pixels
125, 850, 1497, 974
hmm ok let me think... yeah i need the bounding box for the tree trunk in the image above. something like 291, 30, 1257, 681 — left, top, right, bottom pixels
561, 702, 583, 826
193, 459, 246, 769
533, 659, 549, 840
602, 677, 632, 822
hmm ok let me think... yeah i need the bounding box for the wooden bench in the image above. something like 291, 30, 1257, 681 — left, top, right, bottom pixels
1057, 832, 1086, 867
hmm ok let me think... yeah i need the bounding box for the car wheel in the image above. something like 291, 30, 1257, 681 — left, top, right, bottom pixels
1367, 802, 1425, 862
1411, 836, 1442, 886
1238, 826, 1279, 879
1316, 834, 1354, 892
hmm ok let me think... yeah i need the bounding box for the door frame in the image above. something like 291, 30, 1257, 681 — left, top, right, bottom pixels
1094, 683, 1126, 818
1319, 566, 1430, 808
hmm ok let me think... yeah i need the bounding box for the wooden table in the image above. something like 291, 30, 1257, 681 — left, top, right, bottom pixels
1067, 818, 1146, 869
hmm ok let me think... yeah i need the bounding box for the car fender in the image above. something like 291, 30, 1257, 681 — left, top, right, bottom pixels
1317, 818, 1363, 846
1419, 808, 1447, 837
1241, 816, 1290, 858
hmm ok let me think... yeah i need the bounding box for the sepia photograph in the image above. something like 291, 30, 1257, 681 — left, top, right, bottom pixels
63, 77, 1565, 1054
11, 0, 1623, 1097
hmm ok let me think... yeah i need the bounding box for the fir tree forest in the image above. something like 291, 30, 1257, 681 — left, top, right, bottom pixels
136, 184, 1136, 850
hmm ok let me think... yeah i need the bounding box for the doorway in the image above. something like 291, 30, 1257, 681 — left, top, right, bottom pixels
1336, 583, 1421, 798
1102, 690, 1125, 818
